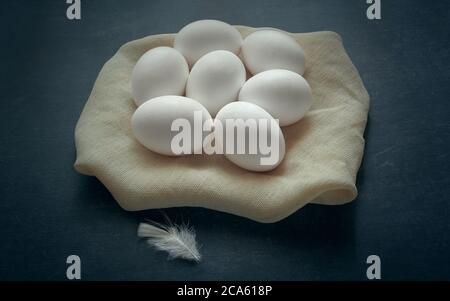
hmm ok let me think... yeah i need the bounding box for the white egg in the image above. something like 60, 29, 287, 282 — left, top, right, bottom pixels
238, 69, 312, 126
174, 20, 243, 66
131, 96, 212, 156
241, 30, 306, 75
131, 47, 189, 107
186, 50, 246, 116
215, 102, 285, 172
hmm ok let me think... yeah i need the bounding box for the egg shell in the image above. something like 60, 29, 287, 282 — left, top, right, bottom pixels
174, 20, 243, 66
239, 69, 313, 126
186, 50, 246, 116
214, 102, 286, 172
131, 47, 189, 107
242, 30, 306, 75
131, 96, 212, 156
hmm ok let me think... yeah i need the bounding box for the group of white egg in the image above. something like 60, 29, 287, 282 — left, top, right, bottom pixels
131, 20, 313, 172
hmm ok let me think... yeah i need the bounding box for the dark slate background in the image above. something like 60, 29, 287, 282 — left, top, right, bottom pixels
1, 0, 449, 280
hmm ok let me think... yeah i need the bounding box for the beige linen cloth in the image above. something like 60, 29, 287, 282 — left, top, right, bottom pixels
74, 26, 370, 223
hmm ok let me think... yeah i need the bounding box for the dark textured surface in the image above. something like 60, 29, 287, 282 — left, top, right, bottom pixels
1, 0, 449, 280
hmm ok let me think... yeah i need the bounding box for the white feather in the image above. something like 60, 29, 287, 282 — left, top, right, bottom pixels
137, 220, 201, 262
